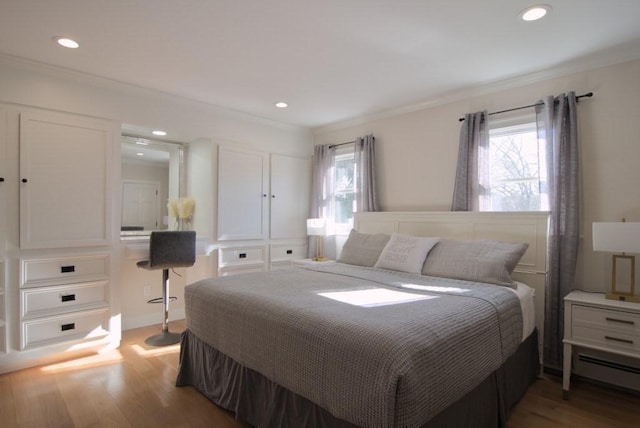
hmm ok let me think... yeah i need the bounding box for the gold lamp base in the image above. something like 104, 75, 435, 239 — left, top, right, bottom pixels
605, 254, 639, 302
606, 293, 640, 303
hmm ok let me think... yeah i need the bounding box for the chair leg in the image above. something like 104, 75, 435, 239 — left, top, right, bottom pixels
145, 269, 181, 346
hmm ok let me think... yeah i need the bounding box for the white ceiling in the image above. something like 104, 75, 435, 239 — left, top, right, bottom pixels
1, 0, 640, 129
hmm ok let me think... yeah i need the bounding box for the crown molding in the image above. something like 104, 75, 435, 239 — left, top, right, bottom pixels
0, 53, 307, 132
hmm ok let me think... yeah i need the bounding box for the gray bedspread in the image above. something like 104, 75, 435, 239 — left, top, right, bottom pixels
184, 263, 522, 428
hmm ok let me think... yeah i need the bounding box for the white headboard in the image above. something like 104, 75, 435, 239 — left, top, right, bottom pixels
354, 211, 549, 360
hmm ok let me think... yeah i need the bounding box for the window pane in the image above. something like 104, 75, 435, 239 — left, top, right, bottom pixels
333, 151, 355, 232
484, 119, 546, 211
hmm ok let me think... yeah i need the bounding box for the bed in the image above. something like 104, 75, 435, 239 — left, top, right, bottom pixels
176, 211, 548, 427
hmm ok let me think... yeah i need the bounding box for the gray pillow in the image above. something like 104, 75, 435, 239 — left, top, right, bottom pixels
338, 229, 390, 267
421, 239, 529, 287
374, 234, 440, 274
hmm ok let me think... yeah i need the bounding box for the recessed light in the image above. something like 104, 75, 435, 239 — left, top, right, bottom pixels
275, 102, 288, 108
152, 130, 167, 136
54, 37, 79, 49
520, 5, 551, 21
136, 152, 145, 156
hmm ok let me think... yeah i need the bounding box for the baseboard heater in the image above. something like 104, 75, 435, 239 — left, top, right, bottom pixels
576, 352, 640, 392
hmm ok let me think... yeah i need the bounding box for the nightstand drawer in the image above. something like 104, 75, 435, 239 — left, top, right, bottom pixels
573, 305, 640, 333
572, 324, 640, 355
21, 281, 109, 319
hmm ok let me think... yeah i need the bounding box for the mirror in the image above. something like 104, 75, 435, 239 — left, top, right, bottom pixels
120, 135, 185, 237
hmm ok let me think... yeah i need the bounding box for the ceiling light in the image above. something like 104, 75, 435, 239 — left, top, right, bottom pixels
520, 5, 551, 21
136, 152, 145, 156
275, 102, 288, 108
152, 130, 167, 136
54, 37, 79, 49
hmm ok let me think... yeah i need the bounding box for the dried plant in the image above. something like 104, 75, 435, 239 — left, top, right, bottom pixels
178, 197, 195, 219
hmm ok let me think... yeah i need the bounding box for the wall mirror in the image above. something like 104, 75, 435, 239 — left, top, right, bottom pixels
120, 135, 186, 237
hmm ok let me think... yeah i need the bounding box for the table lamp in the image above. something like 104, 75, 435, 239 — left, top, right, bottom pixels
592, 220, 640, 302
307, 218, 328, 261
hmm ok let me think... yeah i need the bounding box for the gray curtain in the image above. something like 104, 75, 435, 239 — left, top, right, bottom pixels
537, 92, 580, 370
452, 111, 488, 211
354, 134, 379, 212
309, 144, 337, 259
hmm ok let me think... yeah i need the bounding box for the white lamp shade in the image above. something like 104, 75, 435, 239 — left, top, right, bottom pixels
592, 222, 640, 253
307, 218, 327, 236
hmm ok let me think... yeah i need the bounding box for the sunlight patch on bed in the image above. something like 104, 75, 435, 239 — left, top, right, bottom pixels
400, 283, 471, 294
318, 288, 436, 307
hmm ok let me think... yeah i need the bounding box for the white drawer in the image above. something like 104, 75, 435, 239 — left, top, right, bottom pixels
572, 324, 640, 356
573, 305, 640, 334
21, 308, 109, 350
219, 265, 267, 276
22, 254, 109, 288
21, 281, 109, 319
219, 246, 265, 267
270, 243, 307, 263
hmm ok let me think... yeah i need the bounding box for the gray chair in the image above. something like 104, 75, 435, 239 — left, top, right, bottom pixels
137, 230, 196, 346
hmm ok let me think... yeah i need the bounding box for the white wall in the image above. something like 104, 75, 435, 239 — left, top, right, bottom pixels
313, 59, 640, 294
0, 56, 313, 330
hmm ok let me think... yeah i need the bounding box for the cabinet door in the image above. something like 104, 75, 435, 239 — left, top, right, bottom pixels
217, 146, 268, 240
20, 111, 115, 249
270, 154, 310, 239
0, 108, 7, 255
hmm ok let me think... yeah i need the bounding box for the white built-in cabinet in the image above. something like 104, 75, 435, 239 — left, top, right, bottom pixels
0, 108, 8, 354
20, 111, 112, 249
0, 106, 119, 373
217, 146, 310, 275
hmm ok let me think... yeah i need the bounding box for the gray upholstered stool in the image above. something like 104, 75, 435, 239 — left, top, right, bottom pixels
137, 230, 196, 346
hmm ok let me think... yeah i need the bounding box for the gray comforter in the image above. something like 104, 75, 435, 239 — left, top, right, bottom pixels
184, 263, 523, 427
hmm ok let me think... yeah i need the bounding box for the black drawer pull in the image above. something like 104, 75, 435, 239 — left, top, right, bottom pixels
61, 323, 76, 332
61, 294, 76, 302
286, 249, 293, 254
605, 317, 635, 325
238, 253, 247, 259
605, 336, 633, 344
60, 265, 76, 273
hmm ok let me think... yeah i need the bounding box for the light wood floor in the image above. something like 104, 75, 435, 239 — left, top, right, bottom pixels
1, 320, 638, 427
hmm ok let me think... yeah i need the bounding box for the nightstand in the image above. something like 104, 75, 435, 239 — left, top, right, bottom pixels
291, 258, 335, 267
562, 290, 640, 399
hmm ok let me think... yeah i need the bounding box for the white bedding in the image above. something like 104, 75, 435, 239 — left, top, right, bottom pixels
511, 281, 535, 341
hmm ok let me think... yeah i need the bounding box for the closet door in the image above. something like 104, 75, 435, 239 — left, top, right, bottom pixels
19, 111, 114, 249
217, 146, 268, 240
270, 154, 310, 239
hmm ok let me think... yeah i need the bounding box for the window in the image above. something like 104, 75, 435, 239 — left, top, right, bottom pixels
332, 145, 356, 234
481, 115, 548, 211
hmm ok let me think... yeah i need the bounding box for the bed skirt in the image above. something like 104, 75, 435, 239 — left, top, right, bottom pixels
175, 329, 539, 428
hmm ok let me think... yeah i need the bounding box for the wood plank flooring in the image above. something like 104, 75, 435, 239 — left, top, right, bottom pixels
1, 320, 638, 427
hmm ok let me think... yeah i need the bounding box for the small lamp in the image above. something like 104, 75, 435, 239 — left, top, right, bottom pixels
593, 220, 640, 303
307, 218, 328, 261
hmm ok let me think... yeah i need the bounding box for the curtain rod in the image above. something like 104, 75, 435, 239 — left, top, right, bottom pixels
328, 140, 356, 149
457, 92, 593, 122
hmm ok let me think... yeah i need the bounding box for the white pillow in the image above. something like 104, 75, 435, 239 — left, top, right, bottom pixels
374, 233, 440, 274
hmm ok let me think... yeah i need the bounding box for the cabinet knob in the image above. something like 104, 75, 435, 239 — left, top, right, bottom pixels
271, 194, 276, 198
263, 194, 267, 197
0, 177, 4, 182
22, 178, 28, 183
